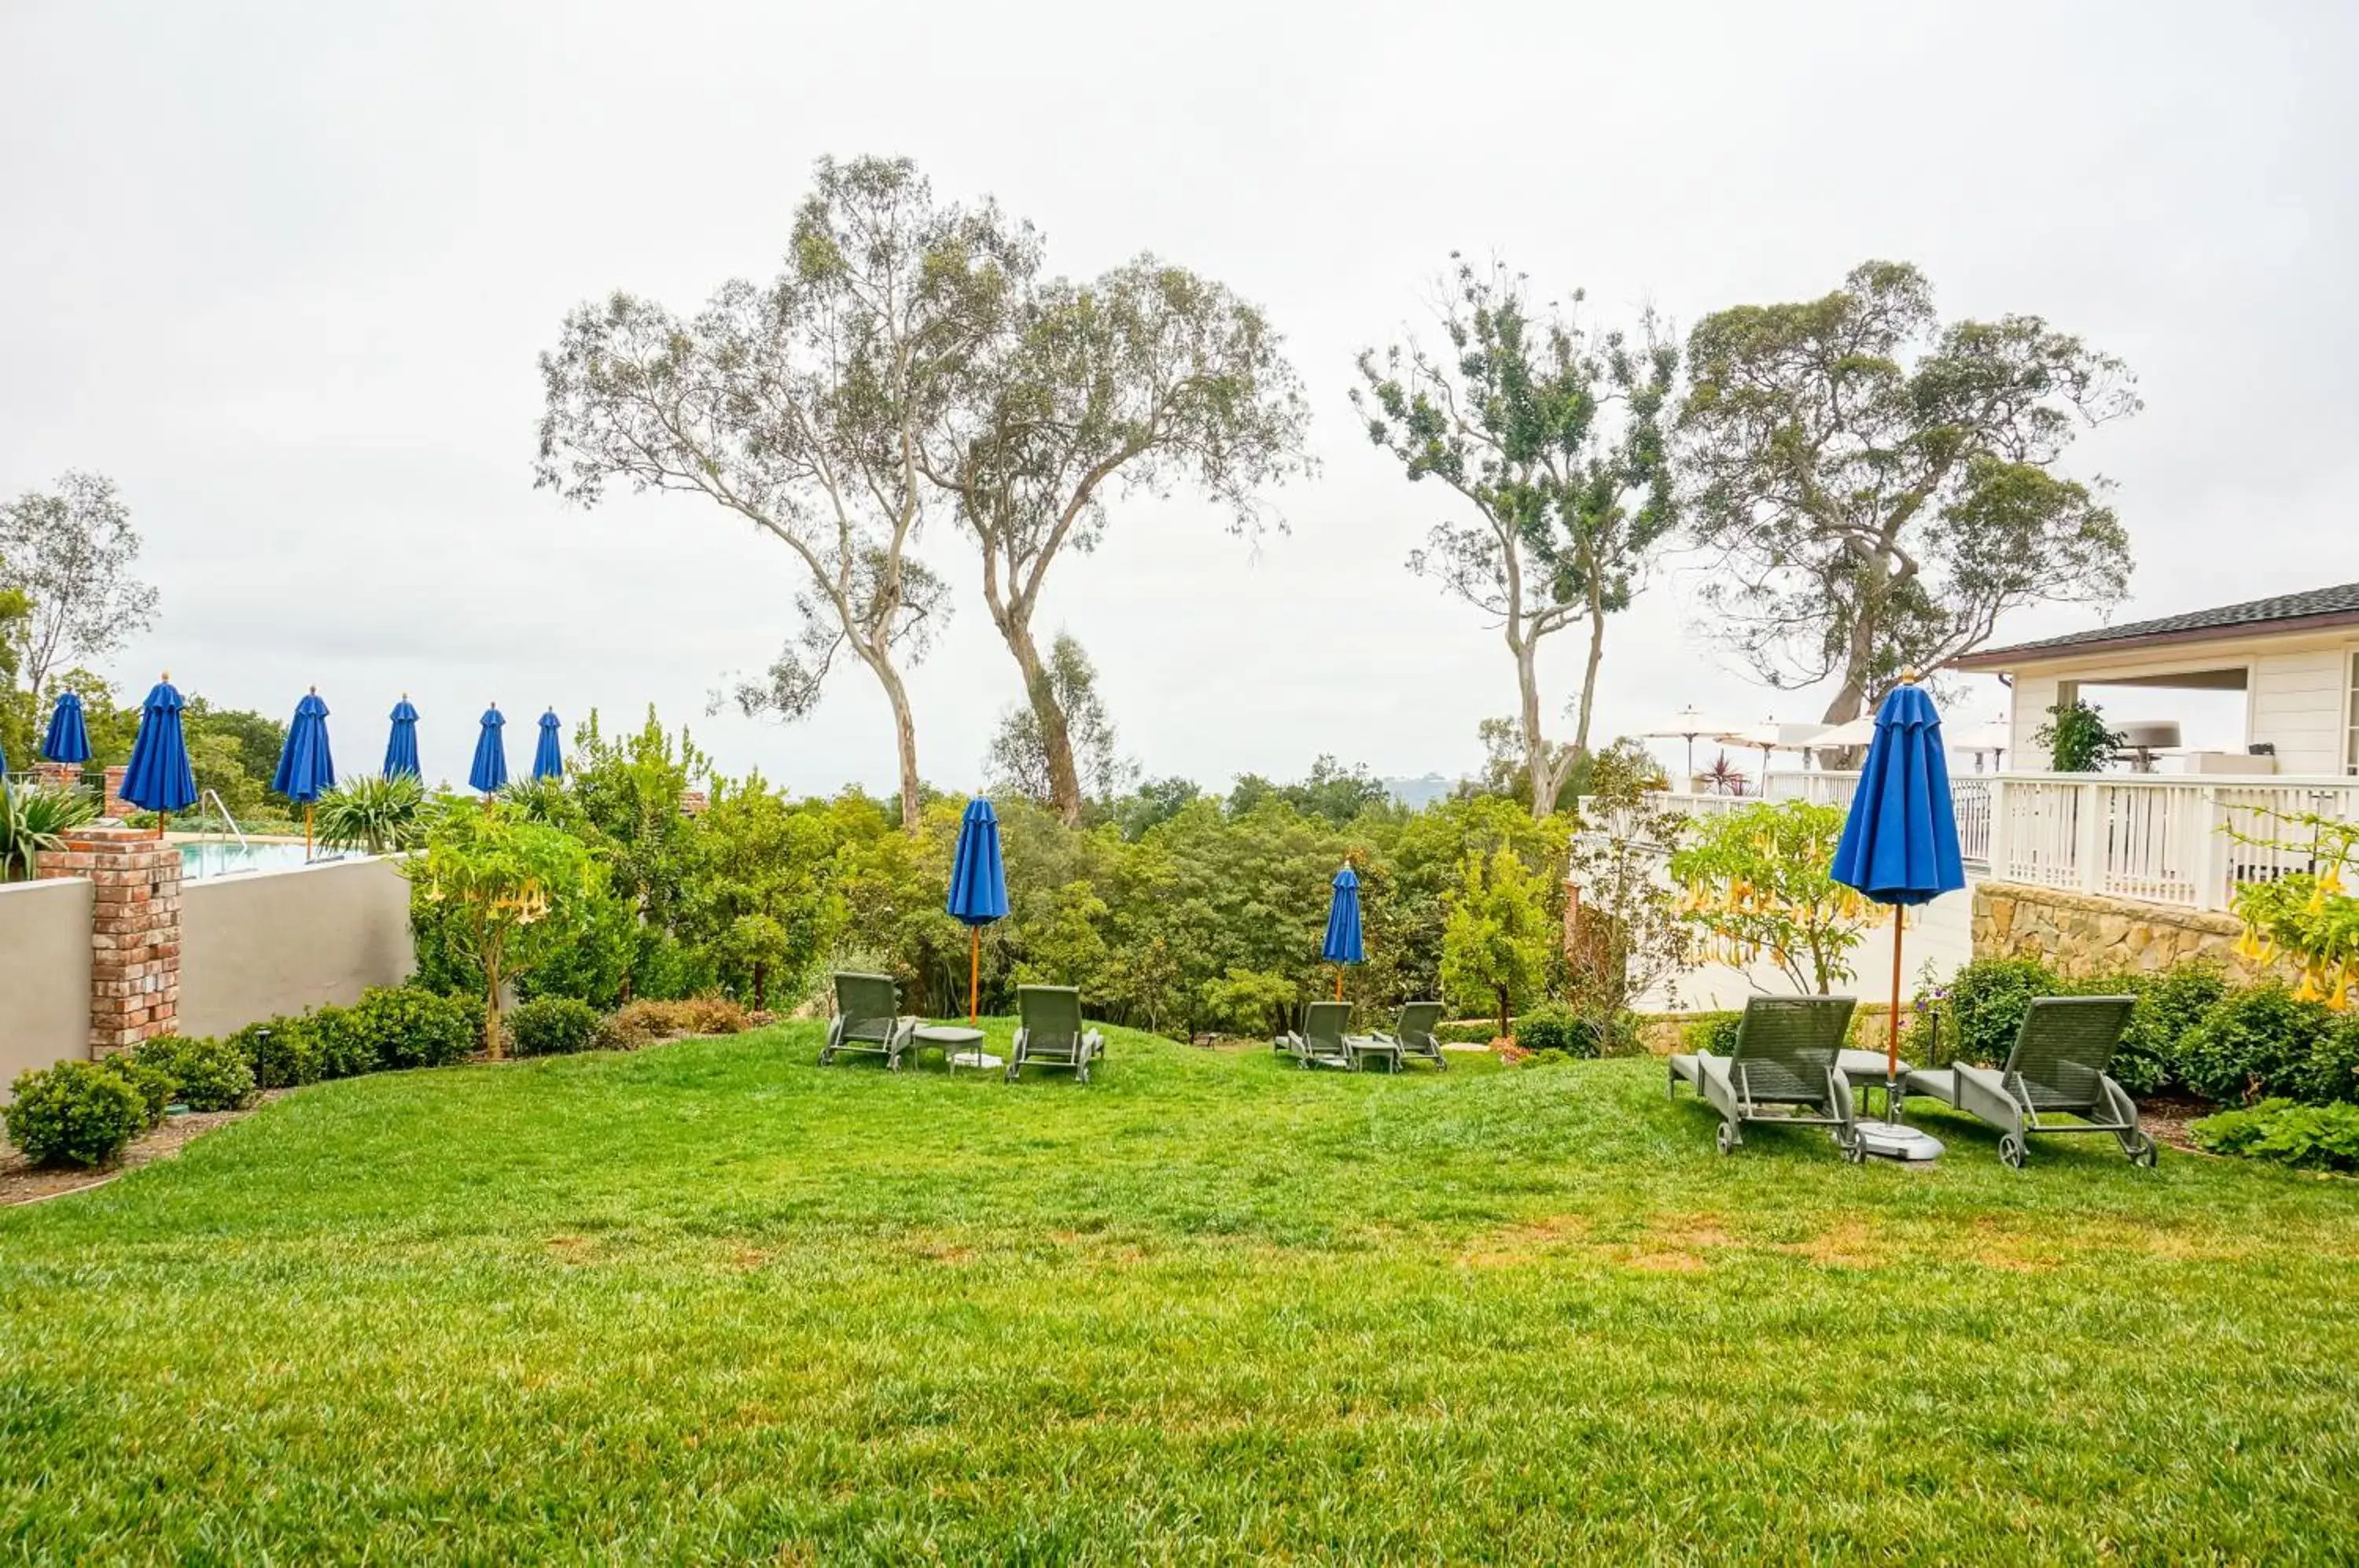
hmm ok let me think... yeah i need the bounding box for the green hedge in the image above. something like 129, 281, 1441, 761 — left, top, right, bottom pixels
2, 1061, 149, 1169
1913, 957, 2357, 1106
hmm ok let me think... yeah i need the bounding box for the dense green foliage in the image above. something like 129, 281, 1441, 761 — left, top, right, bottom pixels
509, 996, 602, 1057
2, 1029, 2355, 1559
1913, 956, 2357, 1110
0, 782, 98, 881
2191, 1099, 2359, 1172
2036, 697, 2125, 773
132, 1034, 256, 1113
2, 1060, 147, 1168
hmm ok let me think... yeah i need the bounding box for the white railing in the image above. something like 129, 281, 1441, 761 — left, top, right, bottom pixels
1653, 771, 2359, 911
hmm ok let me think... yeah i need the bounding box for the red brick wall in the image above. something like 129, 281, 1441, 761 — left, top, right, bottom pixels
38, 827, 181, 1055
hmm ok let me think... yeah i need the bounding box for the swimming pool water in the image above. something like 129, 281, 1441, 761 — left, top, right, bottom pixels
177, 841, 363, 879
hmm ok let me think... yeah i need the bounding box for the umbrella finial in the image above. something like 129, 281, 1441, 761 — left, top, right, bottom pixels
1900, 669, 1920, 685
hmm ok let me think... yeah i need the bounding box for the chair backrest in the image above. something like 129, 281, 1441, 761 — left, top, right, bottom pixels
1302, 1000, 1351, 1050
2004, 995, 2136, 1110
1393, 1001, 1444, 1047
1728, 995, 1857, 1102
834, 972, 900, 1043
1019, 985, 1084, 1047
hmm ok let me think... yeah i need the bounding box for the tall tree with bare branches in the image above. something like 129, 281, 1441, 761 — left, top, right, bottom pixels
535, 156, 1037, 829
1353, 258, 1677, 819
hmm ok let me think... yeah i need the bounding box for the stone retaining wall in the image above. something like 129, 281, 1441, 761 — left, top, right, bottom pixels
1971, 881, 2287, 984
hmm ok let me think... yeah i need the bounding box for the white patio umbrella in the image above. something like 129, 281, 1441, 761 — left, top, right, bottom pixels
1643, 705, 1746, 782
1950, 717, 2011, 771
1801, 716, 1879, 767
1713, 718, 1809, 785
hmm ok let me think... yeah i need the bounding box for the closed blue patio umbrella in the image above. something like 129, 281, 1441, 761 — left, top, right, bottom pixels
947, 796, 1009, 1025
1322, 865, 1364, 1001
384, 696, 421, 778
1832, 678, 1967, 1155
271, 687, 337, 856
121, 673, 199, 835
42, 692, 92, 771
468, 705, 508, 799
533, 709, 565, 781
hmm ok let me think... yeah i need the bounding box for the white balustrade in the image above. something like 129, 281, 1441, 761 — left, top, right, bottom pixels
1652, 770, 2359, 912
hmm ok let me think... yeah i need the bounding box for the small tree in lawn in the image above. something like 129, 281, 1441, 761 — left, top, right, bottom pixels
1564, 782, 1694, 1043
1441, 846, 1555, 1040
406, 803, 600, 1058
1668, 800, 1877, 995
687, 771, 844, 1011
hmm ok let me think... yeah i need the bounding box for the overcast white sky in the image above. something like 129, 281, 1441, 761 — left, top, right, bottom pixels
3, 0, 2350, 791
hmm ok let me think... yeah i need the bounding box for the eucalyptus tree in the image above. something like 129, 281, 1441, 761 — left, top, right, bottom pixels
1353, 258, 1676, 819
0, 471, 160, 704
926, 260, 1310, 825
1677, 259, 2139, 727
535, 156, 1038, 830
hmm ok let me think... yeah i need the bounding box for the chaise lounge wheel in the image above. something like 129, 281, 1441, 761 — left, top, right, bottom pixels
1843, 1134, 1868, 1165
2127, 1134, 2158, 1169
1999, 1133, 2026, 1169
1715, 1123, 1735, 1157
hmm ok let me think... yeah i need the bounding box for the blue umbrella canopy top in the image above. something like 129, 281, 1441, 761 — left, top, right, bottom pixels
1831, 683, 1967, 906
946, 797, 1009, 926
120, 675, 200, 815
385, 696, 421, 778
271, 688, 337, 804
42, 692, 92, 765
469, 705, 509, 795
533, 709, 565, 781
1322, 866, 1365, 964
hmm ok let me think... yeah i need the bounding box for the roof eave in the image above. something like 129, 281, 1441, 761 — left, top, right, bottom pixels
1950, 609, 2359, 672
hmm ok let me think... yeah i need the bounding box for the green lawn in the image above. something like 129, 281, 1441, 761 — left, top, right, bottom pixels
4, 1025, 2357, 1563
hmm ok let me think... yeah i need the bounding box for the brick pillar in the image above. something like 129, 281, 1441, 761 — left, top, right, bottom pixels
35, 760, 81, 794
102, 764, 134, 820
39, 827, 182, 1057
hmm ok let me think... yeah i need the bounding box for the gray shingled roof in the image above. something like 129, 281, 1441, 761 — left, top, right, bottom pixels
1959, 582, 2359, 665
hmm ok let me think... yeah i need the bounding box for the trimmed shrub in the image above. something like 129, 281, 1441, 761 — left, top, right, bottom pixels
3, 1061, 148, 1168
2192, 1098, 2359, 1172
510, 996, 601, 1057
307, 1004, 379, 1080
99, 1053, 175, 1128
1684, 1012, 1743, 1055
140, 1034, 254, 1113
351, 987, 477, 1070
1520, 1047, 1573, 1069
2085, 964, 2226, 1096
1512, 1004, 1597, 1058
1434, 1019, 1500, 1046
2179, 985, 2336, 1105
237, 1017, 326, 1090
2298, 1014, 2359, 1106
1914, 957, 2058, 1067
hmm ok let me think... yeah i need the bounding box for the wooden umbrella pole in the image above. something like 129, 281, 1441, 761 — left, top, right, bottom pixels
1334, 966, 1343, 1002
970, 927, 980, 1025
1887, 907, 1906, 1079
157, 811, 168, 842
305, 802, 315, 859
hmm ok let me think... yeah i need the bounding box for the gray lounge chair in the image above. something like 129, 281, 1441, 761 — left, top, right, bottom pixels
1369, 1002, 1448, 1070
1669, 995, 1862, 1159
819, 971, 919, 1071
1007, 985, 1105, 1084
1901, 995, 2156, 1169
1279, 1001, 1357, 1070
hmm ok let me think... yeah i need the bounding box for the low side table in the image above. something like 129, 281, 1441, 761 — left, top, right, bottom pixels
916, 1025, 999, 1073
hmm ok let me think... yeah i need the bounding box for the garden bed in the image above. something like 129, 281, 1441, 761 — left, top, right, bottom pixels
0, 1092, 278, 1207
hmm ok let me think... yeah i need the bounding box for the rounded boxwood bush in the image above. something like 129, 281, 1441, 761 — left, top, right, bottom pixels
3, 1060, 148, 1168
2180, 985, 2335, 1104
307, 1004, 378, 1080
1922, 957, 2059, 1066
232, 1018, 322, 1090
99, 1053, 175, 1128
351, 986, 478, 1069
509, 996, 601, 1057
138, 1033, 255, 1113
1513, 1004, 1597, 1058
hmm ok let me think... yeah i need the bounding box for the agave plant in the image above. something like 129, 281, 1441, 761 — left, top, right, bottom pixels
0, 783, 101, 882
312, 771, 429, 856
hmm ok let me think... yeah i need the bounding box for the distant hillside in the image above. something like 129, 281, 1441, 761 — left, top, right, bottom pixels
1382, 773, 1457, 811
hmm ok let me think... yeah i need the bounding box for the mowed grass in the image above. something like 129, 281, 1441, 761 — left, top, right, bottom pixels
4, 1025, 2358, 1564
